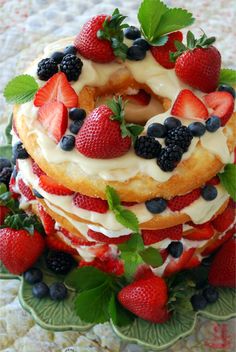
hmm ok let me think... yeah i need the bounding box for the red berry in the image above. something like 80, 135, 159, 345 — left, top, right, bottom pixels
37, 204, 55, 236
32, 162, 46, 178
79, 257, 124, 276
142, 225, 183, 245
211, 199, 235, 232
0, 206, 10, 225
168, 188, 201, 211
46, 233, 77, 255
60, 227, 95, 246
184, 223, 214, 240
164, 248, 196, 277
87, 229, 131, 244
202, 226, 235, 256
203, 91, 234, 126
73, 192, 108, 213
206, 176, 220, 186
39, 175, 74, 196
18, 178, 36, 201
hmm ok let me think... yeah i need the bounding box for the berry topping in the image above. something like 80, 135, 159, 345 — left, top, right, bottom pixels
39, 175, 74, 196
46, 251, 75, 275
203, 91, 234, 126
60, 135, 75, 151
145, 197, 167, 214
211, 199, 235, 232
147, 123, 167, 138
168, 188, 201, 211
37, 58, 58, 81
124, 26, 141, 40
218, 84, 235, 98
205, 116, 221, 132
0, 157, 12, 171
49, 282, 68, 301
0, 167, 12, 186
203, 287, 219, 303
73, 192, 108, 213
142, 225, 183, 245
32, 162, 45, 178
13, 142, 29, 161
184, 222, 214, 240
60, 54, 83, 81
167, 241, 184, 258
165, 125, 193, 152
46, 233, 77, 255
164, 117, 182, 130
24, 268, 43, 284
63, 45, 77, 55
190, 294, 207, 311
201, 185, 218, 201
69, 108, 86, 121
134, 136, 161, 159
18, 178, 35, 201
32, 282, 49, 299
50, 51, 64, 64
133, 38, 150, 51
188, 122, 206, 137
127, 45, 146, 61
157, 144, 183, 172
37, 204, 55, 235
87, 229, 131, 244
69, 120, 84, 134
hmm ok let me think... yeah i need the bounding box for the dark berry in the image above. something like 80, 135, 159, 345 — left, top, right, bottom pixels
69, 120, 84, 134
0, 157, 11, 172
203, 287, 219, 303
127, 45, 146, 61
206, 116, 221, 132
201, 256, 214, 267
13, 142, 29, 161
24, 268, 43, 284
201, 185, 218, 201
69, 108, 86, 121
191, 294, 207, 311
32, 282, 49, 299
145, 197, 167, 214
49, 282, 68, 301
134, 136, 161, 159
0, 167, 12, 186
124, 26, 141, 40
60, 54, 83, 81
167, 241, 183, 258
133, 38, 150, 51
164, 117, 181, 130
147, 123, 167, 138
157, 145, 183, 172
218, 84, 235, 98
46, 251, 75, 275
51, 51, 65, 64
12, 166, 18, 179
188, 122, 206, 137
33, 189, 44, 199
63, 45, 77, 55
37, 58, 58, 81
165, 126, 193, 152
60, 135, 75, 151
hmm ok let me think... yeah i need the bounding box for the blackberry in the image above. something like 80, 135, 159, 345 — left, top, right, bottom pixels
134, 136, 161, 159
0, 167, 13, 186
46, 251, 75, 275
37, 58, 58, 81
165, 126, 193, 152
60, 54, 83, 81
157, 145, 183, 172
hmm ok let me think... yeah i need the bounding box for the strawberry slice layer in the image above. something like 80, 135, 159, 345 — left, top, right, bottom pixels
211, 199, 235, 232
73, 192, 108, 213
87, 229, 131, 244
171, 89, 209, 120
142, 225, 183, 245
164, 248, 196, 277
32, 161, 46, 178
203, 91, 234, 126
18, 178, 36, 201
39, 175, 74, 196
168, 188, 201, 211
184, 223, 214, 240
60, 227, 95, 246
46, 233, 77, 255
38, 204, 55, 236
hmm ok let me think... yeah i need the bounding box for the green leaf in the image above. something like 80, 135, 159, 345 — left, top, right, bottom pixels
115, 207, 139, 233
4, 75, 39, 104
118, 233, 144, 252
218, 164, 236, 201
126, 124, 144, 138
106, 185, 121, 211
139, 247, 163, 267
65, 267, 109, 291
219, 68, 236, 85
0, 145, 12, 159
5, 114, 13, 145
120, 251, 144, 281
108, 293, 134, 326
150, 35, 168, 46
0, 183, 8, 195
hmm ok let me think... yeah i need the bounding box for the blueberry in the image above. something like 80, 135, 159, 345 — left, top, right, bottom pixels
51, 51, 65, 64
124, 26, 141, 40
147, 123, 167, 138
201, 185, 218, 201
69, 108, 86, 121
191, 294, 208, 311
206, 116, 221, 132
13, 142, 29, 162
201, 256, 214, 267
164, 117, 181, 130
188, 122, 206, 137
49, 282, 68, 301
32, 282, 49, 299
60, 135, 75, 151
63, 45, 77, 55
12, 166, 18, 179
24, 268, 43, 284
127, 45, 146, 61
69, 120, 84, 135
167, 241, 183, 258
133, 38, 150, 51
145, 197, 167, 214
203, 287, 219, 303
0, 157, 11, 172
33, 189, 44, 199
218, 84, 235, 98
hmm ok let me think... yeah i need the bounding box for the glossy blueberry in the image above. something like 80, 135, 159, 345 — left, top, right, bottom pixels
49, 282, 68, 301
164, 117, 181, 130
203, 286, 219, 303
145, 197, 167, 214
133, 38, 150, 51
13, 142, 29, 161
124, 26, 141, 40
51, 51, 65, 64
69, 120, 84, 134
63, 45, 77, 55
147, 123, 167, 138
188, 122, 206, 137
32, 282, 49, 299
24, 268, 43, 284
60, 135, 75, 151
218, 84, 235, 98
0, 157, 11, 172
33, 189, 44, 199
205, 116, 221, 132
167, 241, 183, 258
201, 185, 218, 201
191, 294, 208, 311
127, 45, 146, 61
69, 108, 86, 121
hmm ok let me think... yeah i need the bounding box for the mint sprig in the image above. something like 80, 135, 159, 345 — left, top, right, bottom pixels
4, 75, 39, 104
218, 164, 236, 201
219, 69, 236, 86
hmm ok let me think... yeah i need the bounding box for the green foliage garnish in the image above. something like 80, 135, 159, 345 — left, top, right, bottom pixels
219, 69, 236, 86
218, 164, 236, 201
4, 74, 39, 104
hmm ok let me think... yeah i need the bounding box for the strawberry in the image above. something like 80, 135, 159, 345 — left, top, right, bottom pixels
125, 90, 151, 106
0, 227, 45, 274
73, 192, 108, 213
202, 226, 235, 256
18, 178, 36, 201
60, 227, 95, 246
171, 89, 208, 120
134, 265, 153, 280
32, 161, 46, 178
208, 237, 236, 287
184, 223, 214, 241
206, 176, 220, 186
142, 225, 183, 245
37, 204, 55, 236
150, 31, 183, 69
211, 199, 235, 232
9, 174, 18, 200
34, 72, 78, 108
183, 255, 201, 270
118, 275, 170, 323
0, 206, 10, 225
121, 201, 138, 207
87, 229, 131, 244
203, 92, 234, 126
79, 257, 124, 276
37, 101, 68, 143
168, 188, 201, 211
39, 175, 74, 196
46, 233, 77, 255
164, 248, 196, 277
173, 31, 221, 93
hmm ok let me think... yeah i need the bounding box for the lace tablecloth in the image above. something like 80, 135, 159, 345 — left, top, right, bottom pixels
0, 0, 235, 351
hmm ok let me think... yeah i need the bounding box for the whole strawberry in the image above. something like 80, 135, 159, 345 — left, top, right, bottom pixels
118, 274, 170, 323
172, 31, 221, 93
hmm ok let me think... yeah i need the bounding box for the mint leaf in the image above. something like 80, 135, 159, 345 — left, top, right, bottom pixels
106, 185, 120, 211
0, 183, 8, 195
118, 233, 144, 252
4, 75, 39, 104
65, 267, 109, 291
108, 293, 134, 327
219, 69, 236, 85
115, 207, 139, 233
120, 251, 144, 281
218, 164, 236, 201
151, 35, 168, 46
139, 247, 163, 267
155, 8, 194, 37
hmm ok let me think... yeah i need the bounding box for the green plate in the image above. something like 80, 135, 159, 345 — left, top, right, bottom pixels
0, 258, 235, 351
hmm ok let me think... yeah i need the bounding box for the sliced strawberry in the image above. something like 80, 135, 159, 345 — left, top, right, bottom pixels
34, 72, 78, 108
171, 89, 209, 120
0, 206, 10, 225
203, 91, 234, 126
37, 204, 55, 235
121, 201, 138, 207
183, 255, 201, 270
164, 248, 196, 277
206, 176, 220, 186
168, 188, 201, 211
125, 89, 151, 106
39, 175, 74, 196
46, 233, 77, 255
212, 199, 235, 232
37, 101, 68, 143
9, 174, 18, 199
79, 257, 124, 276
73, 192, 108, 213
87, 229, 131, 244
142, 225, 183, 245
160, 249, 169, 263
60, 227, 96, 246
32, 161, 46, 178
184, 223, 214, 241
202, 226, 235, 256
18, 178, 36, 201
